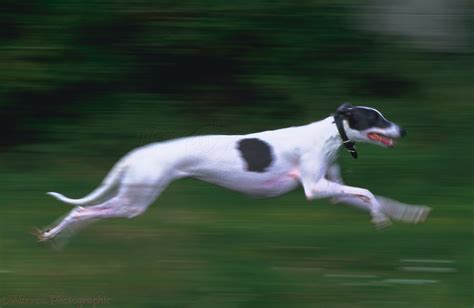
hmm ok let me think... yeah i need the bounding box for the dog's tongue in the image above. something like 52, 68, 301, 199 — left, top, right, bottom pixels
368, 133, 394, 147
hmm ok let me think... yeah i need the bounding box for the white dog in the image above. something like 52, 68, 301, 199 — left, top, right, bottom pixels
36, 103, 430, 241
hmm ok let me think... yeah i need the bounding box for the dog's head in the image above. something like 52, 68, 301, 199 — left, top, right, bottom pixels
335, 103, 406, 148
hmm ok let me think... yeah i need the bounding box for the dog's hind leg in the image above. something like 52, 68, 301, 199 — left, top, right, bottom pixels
37, 185, 161, 241
38, 157, 184, 242
37, 164, 175, 242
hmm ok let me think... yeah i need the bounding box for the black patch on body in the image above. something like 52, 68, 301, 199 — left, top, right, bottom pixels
237, 138, 273, 172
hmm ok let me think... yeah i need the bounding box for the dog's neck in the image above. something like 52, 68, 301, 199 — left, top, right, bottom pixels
305, 116, 345, 162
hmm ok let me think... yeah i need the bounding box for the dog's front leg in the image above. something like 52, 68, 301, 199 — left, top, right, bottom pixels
325, 164, 374, 208
324, 164, 430, 224
325, 163, 343, 184
300, 165, 391, 228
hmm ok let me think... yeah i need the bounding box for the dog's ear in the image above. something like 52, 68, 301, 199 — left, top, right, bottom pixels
336, 102, 353, 116
337, 102, 353, 112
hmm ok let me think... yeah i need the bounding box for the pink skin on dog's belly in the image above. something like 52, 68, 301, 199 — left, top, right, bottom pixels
263, 167, 300, 186
191, 167, 301, 197
259, 169, 301, 196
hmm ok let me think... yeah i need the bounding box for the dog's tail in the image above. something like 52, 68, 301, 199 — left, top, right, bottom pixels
47, 161, 127, 206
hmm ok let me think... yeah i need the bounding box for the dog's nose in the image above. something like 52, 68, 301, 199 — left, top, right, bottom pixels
400, 127, 407, 137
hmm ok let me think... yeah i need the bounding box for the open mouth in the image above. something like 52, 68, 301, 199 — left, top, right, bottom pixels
367, 133, 395, 147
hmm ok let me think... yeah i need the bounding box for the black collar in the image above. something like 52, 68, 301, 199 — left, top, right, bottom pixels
333, 113, 358, 159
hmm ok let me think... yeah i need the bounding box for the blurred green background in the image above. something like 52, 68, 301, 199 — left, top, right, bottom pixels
0, 1, 473, 307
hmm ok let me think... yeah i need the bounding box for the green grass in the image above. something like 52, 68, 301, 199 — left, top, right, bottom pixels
1, 169, 472, 307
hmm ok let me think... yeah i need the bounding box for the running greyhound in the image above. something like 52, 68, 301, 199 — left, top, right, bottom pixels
36, 103, 430, 241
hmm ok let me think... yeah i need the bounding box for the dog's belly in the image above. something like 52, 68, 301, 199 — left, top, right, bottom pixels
193, 169, 300, 197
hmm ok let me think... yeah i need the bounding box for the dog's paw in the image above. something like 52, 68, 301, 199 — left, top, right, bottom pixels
32, 228, 54, 242
32, 228, 46, 242
371, 202, 430, 229
412, 206, 431, 224
371, 215, 392, 230
377, 196, 431, 224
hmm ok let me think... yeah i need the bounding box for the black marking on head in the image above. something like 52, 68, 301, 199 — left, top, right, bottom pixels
237, 138, 273, 173
340, 106, 391, 131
